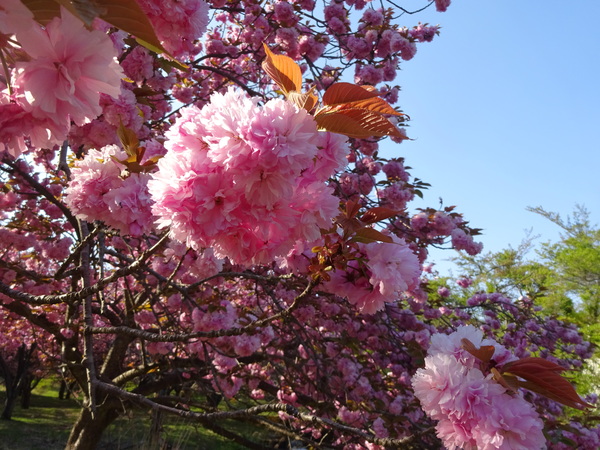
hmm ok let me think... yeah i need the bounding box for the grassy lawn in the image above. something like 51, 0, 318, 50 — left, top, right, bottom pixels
0, 379, 280, 450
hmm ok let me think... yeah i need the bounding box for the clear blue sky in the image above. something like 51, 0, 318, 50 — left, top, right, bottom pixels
379, 0, 600, 274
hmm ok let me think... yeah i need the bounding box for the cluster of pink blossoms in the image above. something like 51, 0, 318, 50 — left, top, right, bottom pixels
0, 2, 123, 156
149, 87, 349, 266
64, 145, 155, 236
322, 235, 421, 313
137, 0, 209, 58
411, 325, 546, 449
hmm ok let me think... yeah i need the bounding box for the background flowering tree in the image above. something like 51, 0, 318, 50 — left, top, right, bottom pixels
0, 1, 598, 449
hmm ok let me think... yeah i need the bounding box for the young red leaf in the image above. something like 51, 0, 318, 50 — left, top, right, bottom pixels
23, 0, 168, 55
360, 207, 399, 225
89, 0, 167, 55
352, 227, 394, 244
21, 0, 72, 24
460, 338, 495, 364
287, 91, 318, 112
323, 82, 380, 105
344, 200, 362, 220
117, 122, 140, 155
262, 44, 302, 95
315, 108, 403, 139
322, 83, 401, 116
491, 367, 520, 393
501, 357, 593, 410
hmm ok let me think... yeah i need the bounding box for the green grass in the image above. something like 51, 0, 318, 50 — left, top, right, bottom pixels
0, 379, 79, 450
0, 379, 281, 449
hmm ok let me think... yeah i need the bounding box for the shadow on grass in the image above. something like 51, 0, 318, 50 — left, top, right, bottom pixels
0, 382, 276, 450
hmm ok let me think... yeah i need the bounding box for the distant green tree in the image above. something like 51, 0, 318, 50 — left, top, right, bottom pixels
451, 232, 556, 301
530, 206, 600, 323
448, 205, 600, 394
452, 205, 599, 338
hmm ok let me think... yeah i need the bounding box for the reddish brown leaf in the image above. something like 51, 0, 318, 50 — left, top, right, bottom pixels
460, 338, 495, 364
335, 97, 402, 116
501, 357, 592, 410
117, 121, 140, 155
315, 108, 402, 139
491, 367, 519, 393
344, 200, 361, 220
323, 82, 380, 105
23, 0, 167, 55
287, 91, 318, 112
360, 207, 399, 224
262, 44, 302, 95
21, 0, 63, 24
94, 0, 167, 55
322, 83, 401, 116
352, 227, 394, 244
55, 0, 102, 24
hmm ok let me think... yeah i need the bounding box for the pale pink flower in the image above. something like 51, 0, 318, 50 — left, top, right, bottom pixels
14, 7, 122, 130
412, 326, 545, 450
0, 0, 35, 37
65, 145, 154, 236
150, 88, 342, 265
363, 236, 421, 298
137, 0, 209, 58
428, 324, 516, 368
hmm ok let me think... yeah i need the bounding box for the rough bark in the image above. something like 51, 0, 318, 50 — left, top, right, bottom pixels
65, 399, 122, 450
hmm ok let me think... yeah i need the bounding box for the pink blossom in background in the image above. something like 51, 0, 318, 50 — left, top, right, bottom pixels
435, 0, 452, 13
137, 0, 209, 58
411, 326, 545, 449
65, 145, 155, 236
322, 236, 421, 314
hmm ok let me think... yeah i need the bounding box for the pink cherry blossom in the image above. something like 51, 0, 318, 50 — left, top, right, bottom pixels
13, 7, 122, 143
136, 0, 209, 58
0, 0, 34, 38
412, 326, 545, 449
150, 88, 344, 265
65, 145, 155, 236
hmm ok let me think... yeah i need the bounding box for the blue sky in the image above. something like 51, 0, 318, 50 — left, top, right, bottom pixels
379, 0, 600, 274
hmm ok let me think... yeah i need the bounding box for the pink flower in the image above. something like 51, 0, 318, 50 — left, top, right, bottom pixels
435, 0, 451, 12
0, 0, 34, 37
14, 7, 122, 133
65, 145, 155, 236
412, 326, 545, 450
137, 0, 209, 58
322, 236, 421, 314
150, 88, 343, 265
363, 236, 421, 297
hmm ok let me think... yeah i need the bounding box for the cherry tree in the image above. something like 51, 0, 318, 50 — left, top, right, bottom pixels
0, 1, 597, 449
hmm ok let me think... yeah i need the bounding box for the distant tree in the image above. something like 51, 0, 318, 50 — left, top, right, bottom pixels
452, 205, 600, 339
530, 206, 600, 332
449, 205, 600, 395
451, 232, 557, 302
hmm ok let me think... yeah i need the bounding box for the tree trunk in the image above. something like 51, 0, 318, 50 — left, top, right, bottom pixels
0, 343, 36, 420
148, 408, 164, 449
19, 374, 33, 409
65, 399, 122, 450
